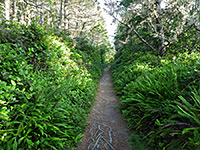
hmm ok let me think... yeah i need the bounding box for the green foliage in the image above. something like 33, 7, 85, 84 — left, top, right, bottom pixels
112, 0, 200, 149
0, 79, 94, 150
74, 37, 108, 79
114, 1, 200, 56
111, 49, 200, 149
111, 51, 160, 95
159, 89, 200, 149
174, 89, 200, 148
129, 131, 149, 150
0, 22, 108, 149
168, 27, 200, 55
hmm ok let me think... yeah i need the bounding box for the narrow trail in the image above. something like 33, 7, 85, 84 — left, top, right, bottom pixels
78, 66, 131, 150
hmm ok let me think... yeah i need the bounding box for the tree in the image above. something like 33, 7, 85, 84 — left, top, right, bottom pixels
105, 0, 200, 56
5, 0, 10, 20
0, 0, 111, 51
59, 0, 63, 28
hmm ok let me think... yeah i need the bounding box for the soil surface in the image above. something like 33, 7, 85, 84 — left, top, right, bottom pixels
78, 66, 131, 150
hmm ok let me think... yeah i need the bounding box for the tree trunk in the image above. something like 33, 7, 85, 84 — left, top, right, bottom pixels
5, 0, 10, 20
39, 0, 43, 25
59, 0, 63, 28
20, 1, 25, 24
51, 7, 55, 27
156, 0, 165, 56
26, 6, 31, 25
64, 0, 68, 29
12, 0, 17, 21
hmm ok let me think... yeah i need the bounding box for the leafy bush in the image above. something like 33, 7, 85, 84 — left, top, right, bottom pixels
111, 51, 160, 95
0, 22, 107, 149
111, 50, 200, 149
171, 89, 200, 149
0, 78, 95, 150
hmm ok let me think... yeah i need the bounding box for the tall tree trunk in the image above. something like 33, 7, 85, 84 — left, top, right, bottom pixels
5, 0, 10, 20
39, 0, 43, 25
156, 0, 165, 56
64, 0, 68, 29
12, 0, 17, 21
26, 6, 31, 25
20, 1, 25, 24
50, 6, 54, 27
59, 0, 63, 28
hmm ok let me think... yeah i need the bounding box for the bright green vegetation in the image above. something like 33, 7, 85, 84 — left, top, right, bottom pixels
0, 22, 109, 149
110, 0, 200, 149
111, 50, 200, 149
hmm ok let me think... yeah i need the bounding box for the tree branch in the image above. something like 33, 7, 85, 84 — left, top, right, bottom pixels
23, 0, 51, 12
108, 11, 157, 52
160, 122, 190, 129
194, 24, 200, 32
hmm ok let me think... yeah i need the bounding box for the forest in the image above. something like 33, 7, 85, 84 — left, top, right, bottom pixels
0, 0, 200, 150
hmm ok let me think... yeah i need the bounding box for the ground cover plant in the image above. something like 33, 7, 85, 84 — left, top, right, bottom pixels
111, 50, 200, 149
0, 22, 107, 149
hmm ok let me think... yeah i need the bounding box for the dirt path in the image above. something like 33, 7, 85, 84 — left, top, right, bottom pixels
78, 66, 131, 150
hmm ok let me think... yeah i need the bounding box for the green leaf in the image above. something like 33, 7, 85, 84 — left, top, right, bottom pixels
26, 138, 32, 146
75, 133, 83, 142
44, 141, 57, 150
18, 137, 26, 145
26, 128, 32, 135
13, 138, 17, 150
30, 86, 33, 91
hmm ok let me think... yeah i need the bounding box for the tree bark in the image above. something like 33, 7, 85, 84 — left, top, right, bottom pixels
64, 0, 68, 29
59, 0, 63, 28
5, 0, 10, 20
156, 0, 165, 56
39, 0, 43, 25
20, 1, 25, 24
12, 0, 17, 21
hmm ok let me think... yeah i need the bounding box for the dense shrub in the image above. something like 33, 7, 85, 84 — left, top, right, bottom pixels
111, 49, 200, 149
0, 22, 107, 149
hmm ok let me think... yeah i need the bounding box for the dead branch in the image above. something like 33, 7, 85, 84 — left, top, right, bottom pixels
108, 11, 157, 52
160, 122, 190, 129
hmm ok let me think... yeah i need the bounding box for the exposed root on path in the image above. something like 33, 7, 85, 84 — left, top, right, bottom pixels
78, 66, 131, 150
88, 122, 115, 150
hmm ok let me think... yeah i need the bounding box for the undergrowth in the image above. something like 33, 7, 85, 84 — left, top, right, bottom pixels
0, 22, 108, 149
111, 49, 200, 150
